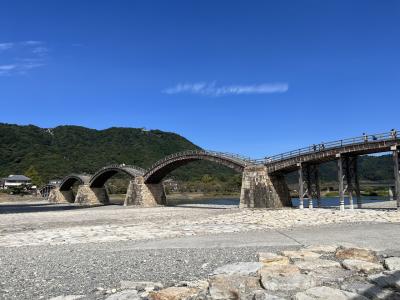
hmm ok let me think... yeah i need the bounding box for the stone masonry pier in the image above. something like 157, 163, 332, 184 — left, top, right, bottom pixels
239, 165, 291, 208
124, 177, 166, 207
75, 185, 109, 205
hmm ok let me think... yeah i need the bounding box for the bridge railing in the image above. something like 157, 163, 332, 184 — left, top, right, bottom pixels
145, 149, 261, 173
95, 164, 146, 174
265, 131, 397, 164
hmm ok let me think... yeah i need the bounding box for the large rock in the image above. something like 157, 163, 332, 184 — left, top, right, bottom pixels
384, 257, 400, 271
293, 286, 368, 300
177, 280, 209, 290
148, 287, 199, 300
260, 264, 316, 292
304, 245, 338, 253
341, 281, 399, 300
105, 290, 140, 300
369, 272, 400, 291
258, 252, 290, 266
294, 259, 341, 271
49, 296, 85, 300
341, 259, 384, 274
308, 267, 354, 285
335, 247, 379, 263
211, 262, 263, 276
208, 274, 261, 300
251, 290, 286, 300
119, 280, 163, 291
281, 250, 321, 260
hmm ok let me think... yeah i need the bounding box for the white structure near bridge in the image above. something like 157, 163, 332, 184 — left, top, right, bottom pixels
0, 175, 32, 189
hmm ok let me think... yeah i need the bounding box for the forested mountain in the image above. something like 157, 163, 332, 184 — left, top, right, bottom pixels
0, 123, 235, 186
0, 123, 395, 188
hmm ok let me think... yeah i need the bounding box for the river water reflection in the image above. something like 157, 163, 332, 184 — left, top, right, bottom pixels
167, 196, 391, 207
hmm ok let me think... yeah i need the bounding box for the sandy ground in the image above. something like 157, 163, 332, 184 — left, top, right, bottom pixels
1, 200, 400, 248
1, 199, 400, 299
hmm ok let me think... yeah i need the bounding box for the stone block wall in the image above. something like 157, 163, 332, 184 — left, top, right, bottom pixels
48, 188, 75, 203
239, 165, 291, 208
75, 185, 109, 205
124, 177, 166, 207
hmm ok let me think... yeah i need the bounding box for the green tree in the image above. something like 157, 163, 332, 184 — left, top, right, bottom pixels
25, 165, 44, 187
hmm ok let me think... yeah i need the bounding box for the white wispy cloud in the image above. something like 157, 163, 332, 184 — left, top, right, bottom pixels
0, 40, 48, 76
21, 40, 43, 46
163, 82, 289, 96
0, 63, 44, 76
32, 46, 49, 56
0, 43, 14, 51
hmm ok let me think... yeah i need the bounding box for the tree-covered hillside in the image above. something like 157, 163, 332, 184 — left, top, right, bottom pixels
0, 123, 396, 189
0, 123, 235, 186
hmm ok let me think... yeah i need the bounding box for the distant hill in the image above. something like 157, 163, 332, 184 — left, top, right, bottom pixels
0, 123, 395, 188
0, 123, 235, 186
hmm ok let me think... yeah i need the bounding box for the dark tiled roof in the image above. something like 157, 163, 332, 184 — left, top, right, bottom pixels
5, 175, 31, 181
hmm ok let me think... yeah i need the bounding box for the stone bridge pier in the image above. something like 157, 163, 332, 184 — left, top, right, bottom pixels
75, 185, 110, 205
124, 176, 166, 207
48, 188, 75, 203
239, 165, 291, 208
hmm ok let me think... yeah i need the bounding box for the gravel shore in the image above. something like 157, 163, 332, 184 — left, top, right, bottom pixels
1, 201, 400, 299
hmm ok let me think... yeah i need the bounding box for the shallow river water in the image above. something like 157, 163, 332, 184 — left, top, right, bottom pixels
167, 196, 391, 207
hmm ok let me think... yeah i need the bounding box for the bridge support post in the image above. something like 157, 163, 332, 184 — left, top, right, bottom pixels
343, 156, 358, 210
124, 177, 166, 207
75, 184, 109, 205
297, 163, 304, 209
354, 160, 362, 209
48, 188, 75, 203
337, 154, 345, 211
239, 165, 291, 208
392, 146, 400, 209
303, 164, 321, 208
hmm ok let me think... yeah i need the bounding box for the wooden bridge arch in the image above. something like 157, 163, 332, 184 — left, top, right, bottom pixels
59, 174, 91, 191
89, 164, 145, 188
143, 150, 253, 184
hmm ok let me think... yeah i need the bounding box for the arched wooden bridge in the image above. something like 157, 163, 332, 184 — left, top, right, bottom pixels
44, 130, 400, 210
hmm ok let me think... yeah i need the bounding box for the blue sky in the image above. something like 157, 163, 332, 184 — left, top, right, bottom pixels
0, 1, 399, 158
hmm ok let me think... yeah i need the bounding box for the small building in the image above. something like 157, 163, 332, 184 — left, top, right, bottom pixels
48, 179, 62, 185
2, 175, 32, 189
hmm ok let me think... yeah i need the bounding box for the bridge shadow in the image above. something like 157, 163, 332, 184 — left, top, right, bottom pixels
0, 202, 89, 214
166, 204, 236, 210
345, 270, 400, 299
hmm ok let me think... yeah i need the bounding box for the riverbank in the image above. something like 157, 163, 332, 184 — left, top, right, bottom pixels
1, 200, 400, 299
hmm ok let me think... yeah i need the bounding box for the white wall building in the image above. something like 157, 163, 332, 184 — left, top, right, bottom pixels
1, 175, 32, 189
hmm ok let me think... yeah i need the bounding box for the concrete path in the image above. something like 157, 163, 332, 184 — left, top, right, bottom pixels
107, 222, 400, 252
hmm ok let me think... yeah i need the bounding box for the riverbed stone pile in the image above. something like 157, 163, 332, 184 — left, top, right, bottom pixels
52, 245, 400, 299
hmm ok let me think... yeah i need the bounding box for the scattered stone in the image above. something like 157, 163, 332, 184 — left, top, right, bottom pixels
342, 259, 384, 274
48, 296, 85, 300
119, 280, 163, 291
294, 258, 341, 271
281, 250, 321, 260
308, 267, 354, 285
260, 264, 316, 292
211, 262, 263, 276
251, 290, 286, 300
384, 257, 400, 271
257, 252, 290, 266
208, 274, 261, 300
148, 286, 199, 300
304, 245, 338, 253
341, 281, 398, 300
369, 272, 400, 290
105, 290, 140, 300
177, 280, 209, 289
335, 247, 379, 263
293, 286, 368, 300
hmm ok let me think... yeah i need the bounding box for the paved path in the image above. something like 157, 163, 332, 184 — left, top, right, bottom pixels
113, 222, 400, 252
1, 201, 400, 299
